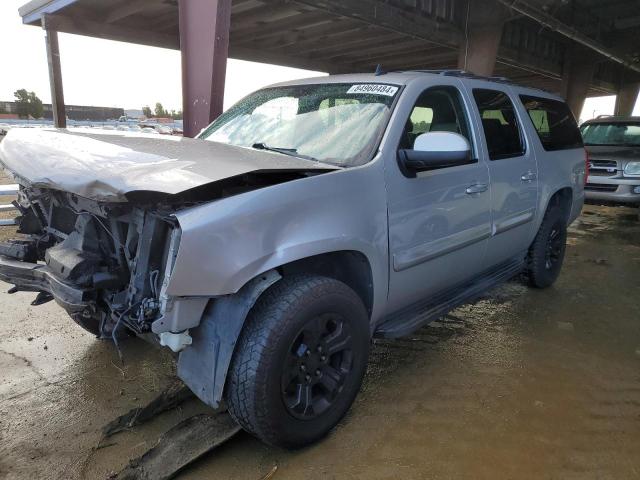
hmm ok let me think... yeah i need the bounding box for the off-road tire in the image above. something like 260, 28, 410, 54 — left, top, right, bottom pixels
225, 274, 370, 448
527, 206, 567, 288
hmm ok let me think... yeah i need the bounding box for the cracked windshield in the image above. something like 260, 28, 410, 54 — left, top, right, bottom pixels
202, 83, 400, 166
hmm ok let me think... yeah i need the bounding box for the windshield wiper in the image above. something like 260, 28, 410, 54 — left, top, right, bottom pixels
252, 143, 318, 162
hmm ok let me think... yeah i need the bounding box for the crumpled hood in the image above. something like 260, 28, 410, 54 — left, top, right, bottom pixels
0, 128, 337, 202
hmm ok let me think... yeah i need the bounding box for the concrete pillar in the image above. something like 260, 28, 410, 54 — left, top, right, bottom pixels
457, 0, 509, 77
561, 52, 596, 120
614, 82, 640, 117
42, 15, 66, 128
179, 0, 232, 138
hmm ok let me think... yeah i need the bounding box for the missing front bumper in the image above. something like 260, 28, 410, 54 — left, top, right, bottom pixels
0, 254, 94, 313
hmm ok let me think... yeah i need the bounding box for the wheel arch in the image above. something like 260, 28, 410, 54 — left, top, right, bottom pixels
276, 250, 374, 319
177, 250, 376, 410
544, 186, 573, 225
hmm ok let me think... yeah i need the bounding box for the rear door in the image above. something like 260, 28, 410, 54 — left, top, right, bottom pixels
467, 86, 539, 267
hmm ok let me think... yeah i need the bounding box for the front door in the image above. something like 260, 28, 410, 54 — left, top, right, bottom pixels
385, 84, 492, 313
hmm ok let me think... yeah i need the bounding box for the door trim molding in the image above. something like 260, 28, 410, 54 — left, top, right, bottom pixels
493, 208, 535, 235
393, 224, 492, 272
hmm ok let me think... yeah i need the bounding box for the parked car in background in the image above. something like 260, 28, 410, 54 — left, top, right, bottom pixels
141, 124, 173, 135
0, 71, 586, 448
581, 116, 640, 211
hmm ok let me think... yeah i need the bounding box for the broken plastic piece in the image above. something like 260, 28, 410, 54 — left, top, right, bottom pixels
103, 381, 194, 438
114, 413, 241, 480
31, 291, 54, 306
159, 331, 192, 352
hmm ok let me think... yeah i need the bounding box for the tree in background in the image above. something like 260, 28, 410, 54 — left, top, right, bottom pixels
154, 102, 167, 118
169, 109, 183, 120
142, 105, 152, 118
14, 89, 44, 119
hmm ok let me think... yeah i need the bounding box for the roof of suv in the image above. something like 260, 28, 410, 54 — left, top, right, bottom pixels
582, 115, 640, 124
269, 70, 561, 100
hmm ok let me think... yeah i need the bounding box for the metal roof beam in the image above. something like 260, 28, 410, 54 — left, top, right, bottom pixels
105, 0, 152, 23
42, 13, 179, 49
279, 0, 462, 49
496, 0, 640, 74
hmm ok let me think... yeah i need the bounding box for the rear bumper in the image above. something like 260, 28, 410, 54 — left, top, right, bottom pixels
585, 176, 640, 205
0, 255, 93, 312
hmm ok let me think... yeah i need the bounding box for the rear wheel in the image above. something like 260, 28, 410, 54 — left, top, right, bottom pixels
527, 206, 567, 288
226, 274, 370, 448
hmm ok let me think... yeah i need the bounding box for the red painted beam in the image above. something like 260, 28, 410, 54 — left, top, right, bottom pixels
42, 15, 66, 128
179, 0, 232, 138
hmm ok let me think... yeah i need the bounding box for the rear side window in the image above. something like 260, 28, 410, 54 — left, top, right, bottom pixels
473, 89, 525, 160
520, 95, 583, 151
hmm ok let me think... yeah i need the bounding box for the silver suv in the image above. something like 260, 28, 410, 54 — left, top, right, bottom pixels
581, 116, 640, 206
0, 71, 586, 448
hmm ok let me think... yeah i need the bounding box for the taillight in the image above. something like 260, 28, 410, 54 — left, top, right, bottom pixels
584, 149, 590, 185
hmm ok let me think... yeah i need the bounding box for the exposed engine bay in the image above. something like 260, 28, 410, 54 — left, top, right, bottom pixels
0, 186, 180, 338
0, 166, 319, 342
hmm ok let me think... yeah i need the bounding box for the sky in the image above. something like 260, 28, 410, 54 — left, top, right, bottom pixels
0, 0, 323, 112
0, 0, 638, 119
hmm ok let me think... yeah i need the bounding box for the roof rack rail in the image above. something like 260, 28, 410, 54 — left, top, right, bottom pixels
395, 69, 514, 84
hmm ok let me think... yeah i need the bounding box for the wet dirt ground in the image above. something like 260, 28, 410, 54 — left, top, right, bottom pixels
1, 204, 639, 480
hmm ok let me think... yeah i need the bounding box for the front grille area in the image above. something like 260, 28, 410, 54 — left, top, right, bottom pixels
589, 160, 618, 177
585, 183, 618, 192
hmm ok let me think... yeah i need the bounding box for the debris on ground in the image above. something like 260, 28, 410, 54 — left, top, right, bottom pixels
113, 413, 241, 480
557, 321, 575, 332
588, 257, 609, 266
103, 381, 194, 437
260, 464, 278, 480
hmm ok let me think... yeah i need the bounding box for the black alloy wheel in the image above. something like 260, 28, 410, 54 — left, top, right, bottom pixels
281, 313, 354, 420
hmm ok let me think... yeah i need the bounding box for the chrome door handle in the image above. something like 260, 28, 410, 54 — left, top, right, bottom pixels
521, 171, 537, 182
466, 184, 488, 194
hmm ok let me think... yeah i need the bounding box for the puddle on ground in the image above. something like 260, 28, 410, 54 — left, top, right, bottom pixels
1, 204, 639, 480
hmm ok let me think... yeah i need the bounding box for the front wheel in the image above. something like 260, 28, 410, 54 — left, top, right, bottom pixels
226, 274, 370, 448
527, 206, 567, 288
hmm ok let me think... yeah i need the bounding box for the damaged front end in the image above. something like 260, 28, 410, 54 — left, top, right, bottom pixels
0, 186, 182, 340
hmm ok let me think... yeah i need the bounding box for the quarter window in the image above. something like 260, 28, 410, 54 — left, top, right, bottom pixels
473, 89, 525, 160
520, 95, 583, 151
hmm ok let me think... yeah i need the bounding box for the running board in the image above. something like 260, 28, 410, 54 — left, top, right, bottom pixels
375, 256, 526, 339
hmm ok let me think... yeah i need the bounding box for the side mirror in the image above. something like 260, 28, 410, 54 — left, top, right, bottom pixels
398, 132, 473, 174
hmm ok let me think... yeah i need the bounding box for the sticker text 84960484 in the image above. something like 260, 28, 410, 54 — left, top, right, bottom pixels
346, 84, 399, 97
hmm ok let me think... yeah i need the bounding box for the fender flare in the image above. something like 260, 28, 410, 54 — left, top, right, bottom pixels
177, 269, 282, 408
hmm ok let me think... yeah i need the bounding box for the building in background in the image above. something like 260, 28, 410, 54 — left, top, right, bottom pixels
0, 100, 123, 121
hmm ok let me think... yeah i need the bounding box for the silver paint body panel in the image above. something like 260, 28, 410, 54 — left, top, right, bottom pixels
0, 128, 336, 202
0, 72, 586, 332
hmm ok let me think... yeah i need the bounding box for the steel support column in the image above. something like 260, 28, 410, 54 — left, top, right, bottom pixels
614, 82, 640, 117
561, 51, 596, 119
179, 0, 231, 138
42, 15, 66, 128
457, 0, 509, 77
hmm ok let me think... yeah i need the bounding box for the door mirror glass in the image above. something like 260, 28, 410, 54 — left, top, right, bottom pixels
399, 132, 473, 173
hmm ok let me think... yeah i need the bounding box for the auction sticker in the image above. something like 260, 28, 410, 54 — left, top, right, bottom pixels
347, 84, 399, 96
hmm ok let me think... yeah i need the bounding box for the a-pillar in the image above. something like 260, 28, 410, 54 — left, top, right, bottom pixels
42, 15, 66, 128
179, 0, 232, 138
457, 0, 509, 77
614, 82, 640, 117
561, 50, 596, 120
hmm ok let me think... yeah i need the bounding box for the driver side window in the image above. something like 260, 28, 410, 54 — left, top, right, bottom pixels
400, 86, 472, 151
